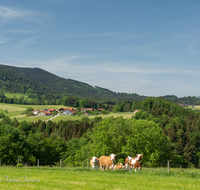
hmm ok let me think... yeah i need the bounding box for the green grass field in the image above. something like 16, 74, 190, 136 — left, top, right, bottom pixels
0, 103, 135, 122
4, 92, 29, 99
0, 166, 200, 190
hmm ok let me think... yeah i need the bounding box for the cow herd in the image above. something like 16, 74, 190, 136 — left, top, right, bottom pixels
90, 154, 143, 172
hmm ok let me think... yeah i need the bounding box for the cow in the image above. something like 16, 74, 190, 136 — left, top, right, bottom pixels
109, 163, 125, 171
125, 156, 132, 171
90, 156, 99, 170
99, 154, 117, 171
136, 154, 143, 170
128, 154, 143, 172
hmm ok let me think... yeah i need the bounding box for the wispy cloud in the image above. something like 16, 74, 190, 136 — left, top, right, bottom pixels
0, 4, 49, 24
5, 30, 36, 34
68, 33, 116, 37
0, 5, 35, 22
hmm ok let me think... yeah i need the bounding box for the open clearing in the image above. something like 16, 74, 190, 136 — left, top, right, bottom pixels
0, 167, 200, 190
0, 103, 135, 122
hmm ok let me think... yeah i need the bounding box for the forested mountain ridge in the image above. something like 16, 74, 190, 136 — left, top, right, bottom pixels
1, 64, 200, 104
3, 65, 146, 100
0, 65, 53, 94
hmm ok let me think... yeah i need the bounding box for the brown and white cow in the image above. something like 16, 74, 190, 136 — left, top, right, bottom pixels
90, 156, 99, 170
99, 154, 117, 171
126, 154, 143, 172
125, 156, 132, 171
109, 163, 125, 171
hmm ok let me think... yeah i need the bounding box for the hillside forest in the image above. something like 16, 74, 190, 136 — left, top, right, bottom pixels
1, 97, 200, 168
1, 64, 200, 105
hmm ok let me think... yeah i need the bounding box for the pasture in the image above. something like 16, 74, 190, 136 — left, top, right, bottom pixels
3, 92, 29, 99
0, 103, 135, 122
0, 166, 200, 190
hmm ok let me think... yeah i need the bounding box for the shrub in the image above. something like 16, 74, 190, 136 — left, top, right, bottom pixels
17, 163, 23, 168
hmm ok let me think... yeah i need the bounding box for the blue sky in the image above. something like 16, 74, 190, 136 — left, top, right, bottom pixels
0, 0, 200, 97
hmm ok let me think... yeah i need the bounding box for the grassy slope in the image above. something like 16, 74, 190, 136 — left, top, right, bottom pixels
4, 92, 29, 99
0, 167, 200, 190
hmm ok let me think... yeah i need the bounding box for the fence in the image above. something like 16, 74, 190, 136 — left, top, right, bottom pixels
0, 158, 197, 172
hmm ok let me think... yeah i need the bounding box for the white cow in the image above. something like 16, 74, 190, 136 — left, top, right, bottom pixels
90, 156, 99, 170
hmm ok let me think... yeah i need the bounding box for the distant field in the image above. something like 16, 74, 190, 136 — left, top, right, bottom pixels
0, 103, 64, 110
0, 167, 200, 190
4, 92, 29, 99
185, 106, 200, 111
0, 103, 135, 122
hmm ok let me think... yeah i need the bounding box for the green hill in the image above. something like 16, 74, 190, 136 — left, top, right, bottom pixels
0, 65, 53, 94
2, 65, 146, 100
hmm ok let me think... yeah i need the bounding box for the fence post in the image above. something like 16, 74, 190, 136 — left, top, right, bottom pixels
180, 165, 181, 172
60, 158, 62, 168
37, 159, 39, 168
87, 157, 89, 170
0, 159, 1, 166
83, 160, 85, 170
18, 158, 20, 164
167, 161, 170, 173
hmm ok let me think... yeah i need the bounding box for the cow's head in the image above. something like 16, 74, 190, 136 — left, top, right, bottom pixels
135, 154, 143, 161
92, 156, 97, 163
110, 154, 117, 161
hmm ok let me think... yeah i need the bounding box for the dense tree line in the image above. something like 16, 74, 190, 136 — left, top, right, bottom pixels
133, 97, 200, 167
0, 116, 101, 165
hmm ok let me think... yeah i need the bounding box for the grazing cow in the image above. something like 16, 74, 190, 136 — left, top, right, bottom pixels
90, 157, 99, 170
128, 154, 143, 172
99, 154, 117, 171
109, 163, 125, 171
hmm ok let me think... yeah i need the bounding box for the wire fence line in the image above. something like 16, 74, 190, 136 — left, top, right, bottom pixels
0, 158, 198, 172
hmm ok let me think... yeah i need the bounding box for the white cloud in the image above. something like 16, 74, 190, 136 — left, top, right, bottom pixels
0, 4, 49, 24
0, 5, 34, 22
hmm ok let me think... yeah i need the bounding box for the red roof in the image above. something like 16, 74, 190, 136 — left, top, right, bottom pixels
43, 111, 52, 115
48, 109, 56, 112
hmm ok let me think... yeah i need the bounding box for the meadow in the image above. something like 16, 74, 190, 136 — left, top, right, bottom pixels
0, 166, 200, 190
0, 103, 135, 122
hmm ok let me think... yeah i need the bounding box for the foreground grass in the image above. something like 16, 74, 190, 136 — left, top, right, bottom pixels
0, 167, 200, 190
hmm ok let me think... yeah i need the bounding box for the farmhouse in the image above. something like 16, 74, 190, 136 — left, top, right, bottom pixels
83, 108, 94, 112
33, 109, 39, 115
133, 109, 140, 114
63, 109, 74, 115
37, 111, 52, 116
98, 108, 104, 113
58, 108, 68, 112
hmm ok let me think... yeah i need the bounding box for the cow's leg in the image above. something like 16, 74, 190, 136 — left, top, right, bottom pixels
135, 167, 137, 172
106, 164, 109, 171
92, 164, 95, 170
125, 164, 128, 171
100, 164, 103, 170
112, 165, 115, 171
129, 167, 132, 172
